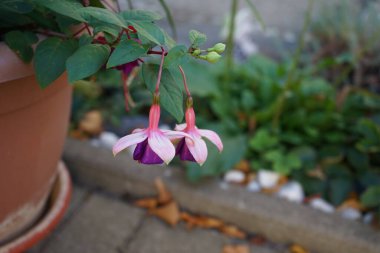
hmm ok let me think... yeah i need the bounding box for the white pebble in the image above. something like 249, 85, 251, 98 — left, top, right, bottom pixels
219, 181, 230, 190
98, 131, 119, 149
257, 170, 280, 188
246, 180, 261, 192
309, 198, 335, 213
224, 170, 245, 184
340, 207, 362, 220
277, 181, 304, 203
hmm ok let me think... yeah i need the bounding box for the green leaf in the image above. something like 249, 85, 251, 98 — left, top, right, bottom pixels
78, 7, 127, 28
328, 178, 353, 206
120, 9, 162, 21
189, 30, 207, 47
164, 45, 190, 68
66, 44, 111, 83
107, 40, 148, 68
34, 0, 85, 22
249, 128, 279, 151
346, 148, 369, 171
129, 21, 165, 45
0, 0, 33, 13
361, 186, 380, 208
4, 30, 38, 63
142, 63, 183, 122
78, 34, 93, 46
34, 38, 78, 88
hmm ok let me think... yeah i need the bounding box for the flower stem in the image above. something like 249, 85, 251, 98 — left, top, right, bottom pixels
178, 65, 191, 98
154, 47, 166, 95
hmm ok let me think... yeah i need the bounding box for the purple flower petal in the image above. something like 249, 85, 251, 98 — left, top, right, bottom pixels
176, 138, 196, 162
116, 60, 139, 76
133, 138, 164, 164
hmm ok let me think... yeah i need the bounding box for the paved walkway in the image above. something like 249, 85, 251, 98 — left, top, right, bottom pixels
28, 186, 281, 253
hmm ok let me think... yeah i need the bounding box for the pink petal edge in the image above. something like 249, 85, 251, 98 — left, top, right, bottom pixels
113, 130, 147, 156
186, 136, 208, 166
198, 129, 223, 152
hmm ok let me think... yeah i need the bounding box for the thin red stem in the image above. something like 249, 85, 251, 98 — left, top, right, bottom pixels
35, 30, 67, 39
155, 47, 166, 95
84, 23, 92, 36
148, 50, 168, 56
178, 65, 191, 97
122, 73, 130, 111
72, 25, 87, 37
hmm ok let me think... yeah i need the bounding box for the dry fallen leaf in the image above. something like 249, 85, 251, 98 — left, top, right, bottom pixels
150, 201, 180, 226
337, 198, 364, 211
222, 244, 249, 253
219, 225, 246, 239
155, 178, 172, 204
78, 110, 103, 136
289, 244, 309, 253
234, 160, 250, 173
250, 235, 267, 245
134, 198, 158, 209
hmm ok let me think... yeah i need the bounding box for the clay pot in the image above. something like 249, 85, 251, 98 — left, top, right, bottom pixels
0, 42, 72, 244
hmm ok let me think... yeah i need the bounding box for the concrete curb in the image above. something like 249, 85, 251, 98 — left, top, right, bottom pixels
63, 138, 380, 253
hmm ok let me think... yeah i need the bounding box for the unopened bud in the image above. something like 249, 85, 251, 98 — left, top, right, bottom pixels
192, 49, 201, 56
206, 52, 221, 63
208, 43, 226, 54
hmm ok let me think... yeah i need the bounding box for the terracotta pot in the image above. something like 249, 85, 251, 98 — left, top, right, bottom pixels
0, 42, 72, 244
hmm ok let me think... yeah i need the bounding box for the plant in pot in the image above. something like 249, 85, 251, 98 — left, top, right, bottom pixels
0, 0, 224, 250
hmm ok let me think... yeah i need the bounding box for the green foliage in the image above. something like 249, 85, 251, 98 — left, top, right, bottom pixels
189, 30, 207, 48
66, 44, 111, 83
107, 40, 148, 68
4, 30, 37, 63
34, 38, 78, 88
142, 63, 183, 122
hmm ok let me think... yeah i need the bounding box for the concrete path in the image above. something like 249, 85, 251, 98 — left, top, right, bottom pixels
28, 187, 282, 253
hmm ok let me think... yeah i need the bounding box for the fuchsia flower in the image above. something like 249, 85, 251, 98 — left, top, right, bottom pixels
175, 105, 223, 166
113, 100, 191, 165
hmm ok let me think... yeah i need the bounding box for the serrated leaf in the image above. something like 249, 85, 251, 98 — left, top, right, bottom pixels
78, 7, 127, 28
4, 30, 38, 63
164, 45, 190, 68
189, 30, 206, 47
34, 0, 85, 22
66, 44, 110, 83
107, 40, 148, 68
129, 21, 165, 45
142, 63, 183, 122
120, 9, 162, 21
34, 38, 78, 88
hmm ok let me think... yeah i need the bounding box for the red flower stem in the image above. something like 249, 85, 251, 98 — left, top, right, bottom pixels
72, 25, 87, 37
122, 73, 130, 111
148, 50, 168, 56
178, 65, 191, 97
138, 58, 145, 63
125, 29, 131, 40
154, 47, 166, 95
84, 23, 92, 36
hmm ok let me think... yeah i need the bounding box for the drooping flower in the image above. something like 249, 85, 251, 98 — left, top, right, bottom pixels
175, 104, 223, 165
113, 99, 190, 164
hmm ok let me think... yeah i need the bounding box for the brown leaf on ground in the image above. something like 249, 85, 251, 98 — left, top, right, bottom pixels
199, 216, 224, 229
149, 201, 180, 226
69, 129, 88, 140
180, 212, 225, 229
234, 160, 250, 173
155, 178, 172, 204
250, 235, 267, 245
134, 198, 158, 209
222, 244, 249, 253
337, 198, 364, 211
289, 244, 309, 253
78, 110, 103, 136
219, 225, 246, 239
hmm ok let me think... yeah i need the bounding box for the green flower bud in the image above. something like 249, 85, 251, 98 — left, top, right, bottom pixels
206, 51, 221, 63
192, 49, 201, 56
208, 43, 226, 54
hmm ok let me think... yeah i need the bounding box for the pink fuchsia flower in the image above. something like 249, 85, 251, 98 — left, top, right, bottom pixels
175, 106, 223, 165
113, 101, 190, 165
